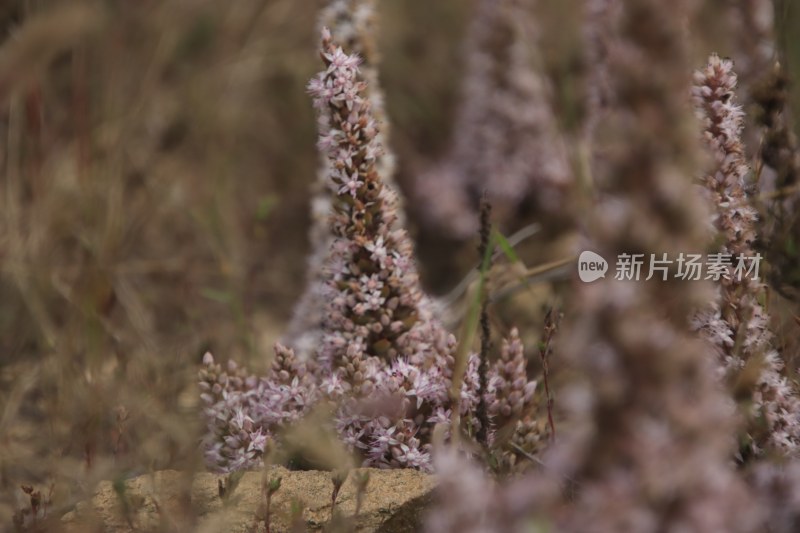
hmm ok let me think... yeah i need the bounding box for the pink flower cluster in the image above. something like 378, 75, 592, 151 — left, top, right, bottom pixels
484, 329, 537, 432
198, 30, 541, 474
198, 347, 317, 473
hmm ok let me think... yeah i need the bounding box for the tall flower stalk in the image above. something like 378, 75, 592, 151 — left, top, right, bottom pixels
692, 54, 800, 457
306, 28, 446, 373
306, 29, 538, 470
284, 0, 400, 358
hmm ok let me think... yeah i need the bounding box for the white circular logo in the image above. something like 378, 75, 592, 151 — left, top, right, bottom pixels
578, 251, 608, 282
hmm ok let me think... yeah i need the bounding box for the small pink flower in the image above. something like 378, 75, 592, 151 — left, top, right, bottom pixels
338, 172, 363, 197
365, 236, 388, 267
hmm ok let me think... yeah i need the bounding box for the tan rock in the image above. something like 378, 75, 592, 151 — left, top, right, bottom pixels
61, 467, 435, 532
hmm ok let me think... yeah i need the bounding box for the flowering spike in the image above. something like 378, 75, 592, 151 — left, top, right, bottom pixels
284, 0, 401, 358
692, 54, 800, 456
485, 328, 536, 433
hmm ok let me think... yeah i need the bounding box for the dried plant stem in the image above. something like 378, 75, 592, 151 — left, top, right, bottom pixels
72, 45, 89, 182
440, 224, 541, 309
263, 475, 282, 533
265, 494, 272, 533
330, 470, 347, 520
476, 195, 492, 447
353, 470, 370, 522
487, 256, 576, 304
539, 308, 559, 443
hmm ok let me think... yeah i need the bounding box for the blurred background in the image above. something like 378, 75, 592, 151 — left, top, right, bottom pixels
1, 0, 799, 526
0, 1, 475, 522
